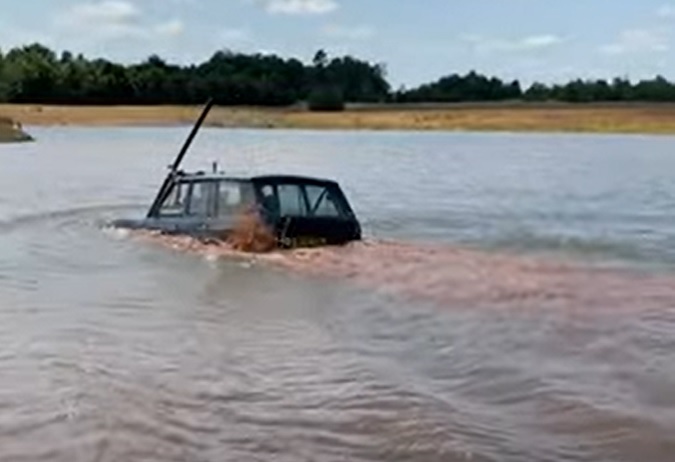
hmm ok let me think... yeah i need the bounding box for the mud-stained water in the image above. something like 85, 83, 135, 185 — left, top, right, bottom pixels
149, 231, 675, 314
2, 127, 675, 461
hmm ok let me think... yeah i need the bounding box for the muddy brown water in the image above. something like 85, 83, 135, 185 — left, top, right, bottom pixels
1, 127, 675, 461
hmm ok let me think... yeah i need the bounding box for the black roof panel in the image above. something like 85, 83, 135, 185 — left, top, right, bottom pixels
175, 172, 338, 186
250, 174, 338, 186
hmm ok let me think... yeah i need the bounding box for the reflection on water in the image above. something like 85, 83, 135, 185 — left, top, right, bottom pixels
1, 127, 675, 461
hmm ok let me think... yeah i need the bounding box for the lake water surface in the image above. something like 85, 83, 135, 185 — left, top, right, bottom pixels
1, 126, 674, 461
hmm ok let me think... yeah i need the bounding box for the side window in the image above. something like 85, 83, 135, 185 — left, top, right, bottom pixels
159, 183, 186, 216
277, 184, 308, 217
187, 182, 216, 217
217, 182, 253, 217
305, 185, 341, 217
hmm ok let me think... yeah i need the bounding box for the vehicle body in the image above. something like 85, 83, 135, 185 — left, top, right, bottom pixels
110, 98, 362, 248
112, 171, 362, 247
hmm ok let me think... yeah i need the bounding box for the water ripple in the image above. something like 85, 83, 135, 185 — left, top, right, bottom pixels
2, 128, 675, 461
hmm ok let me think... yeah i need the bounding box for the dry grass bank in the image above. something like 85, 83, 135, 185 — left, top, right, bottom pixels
0, 105, 289, 129
4, 103, 675, 134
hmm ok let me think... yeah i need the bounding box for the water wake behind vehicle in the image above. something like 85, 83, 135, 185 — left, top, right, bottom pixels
125, 227, 675, 317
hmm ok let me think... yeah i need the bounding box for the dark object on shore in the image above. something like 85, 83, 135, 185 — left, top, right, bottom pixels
111, 99, 361, 249
307, 85, 346, 112
0, 117, 34, 143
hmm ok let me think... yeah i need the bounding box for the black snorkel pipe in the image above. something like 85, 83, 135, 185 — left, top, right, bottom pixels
146, 98, 215, 218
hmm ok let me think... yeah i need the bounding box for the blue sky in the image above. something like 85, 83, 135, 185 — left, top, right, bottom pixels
2, 0, 675, 88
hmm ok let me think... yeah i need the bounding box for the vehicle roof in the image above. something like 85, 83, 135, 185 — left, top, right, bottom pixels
175, 171, 339, 186
252, 174, 339, 186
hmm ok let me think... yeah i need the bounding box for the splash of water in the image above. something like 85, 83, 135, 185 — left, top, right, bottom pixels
222, 209, 277, 253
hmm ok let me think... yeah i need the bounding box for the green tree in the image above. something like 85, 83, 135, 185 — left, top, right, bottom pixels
0, 49, 9, 102
5, 41, 675, 106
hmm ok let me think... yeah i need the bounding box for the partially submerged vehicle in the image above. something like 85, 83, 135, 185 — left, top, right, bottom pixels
111, 99, 362, 248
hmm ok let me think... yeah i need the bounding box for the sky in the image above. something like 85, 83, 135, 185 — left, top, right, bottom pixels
2, 0, 675, 88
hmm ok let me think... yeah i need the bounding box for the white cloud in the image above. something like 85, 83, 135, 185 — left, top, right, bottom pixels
520, 35, 561, 48
219, 28, 251, 42
256, 0, 338, 15
154, 19, 184, 37
67, 0, 140, 25
657, 4, 675, 18
462, 34, 564, 54
321, 24, 374, 40
599, 28, 669, 55
55, 1, 184, 40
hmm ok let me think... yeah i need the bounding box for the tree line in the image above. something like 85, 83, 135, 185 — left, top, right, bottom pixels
3, 43, 675, 107
394, 73, 675, 104
0, 44, 389, 107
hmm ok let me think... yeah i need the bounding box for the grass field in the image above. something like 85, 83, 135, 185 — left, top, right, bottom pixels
4, 102, 675, 134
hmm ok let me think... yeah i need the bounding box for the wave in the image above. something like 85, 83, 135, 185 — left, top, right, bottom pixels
0, 204, 143, 233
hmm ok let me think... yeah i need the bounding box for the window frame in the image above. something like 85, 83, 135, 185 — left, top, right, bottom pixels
157, 182, 188, 218
276, 183, 311, 217
304, 184, 343, 217
255, 180, 350, 219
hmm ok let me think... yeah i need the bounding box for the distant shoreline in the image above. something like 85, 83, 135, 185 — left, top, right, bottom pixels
4, 102, 675, 135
